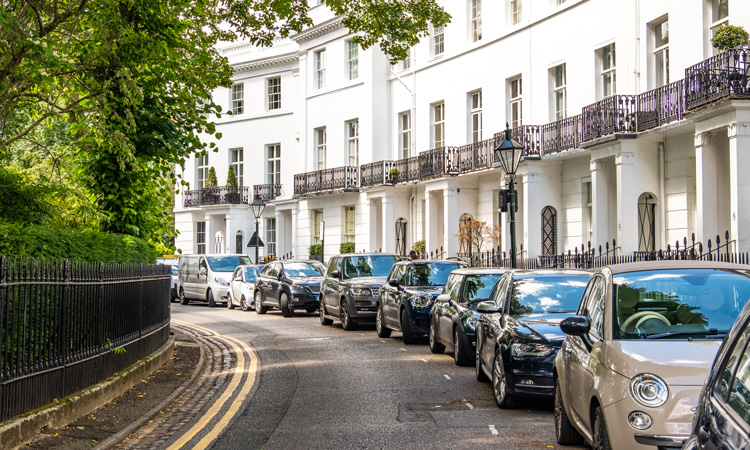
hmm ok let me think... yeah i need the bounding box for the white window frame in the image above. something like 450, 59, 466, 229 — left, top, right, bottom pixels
509, 76, 522, 128
230, 148, 244, 186
347, 40, 359, 80
267, 77, 281, 110
510, 0, 522, 25
346, 120, 359, 168
344, 206, 355, 243
267, 144, 281, 185
196, 154, 208, 189
552, 64, 567, 121
400, 111, 411, 159
315, 49, 326, 89
312, 210, 323, 245
710, 0, 729, 55
196, 221, 206, 254
653, 18, 669, 88
433, 102, 445, 148
315, 127, 327, 170
266, 218, 276, 257
231, 83, 244, 115
471, 0, 482, 42
599, 43, 616, 98
469, 90, 482, 143
400, 48, 411, 71
433, 25, 445, 57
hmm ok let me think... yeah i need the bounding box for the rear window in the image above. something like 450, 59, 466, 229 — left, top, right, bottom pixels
206, 255, 252, 271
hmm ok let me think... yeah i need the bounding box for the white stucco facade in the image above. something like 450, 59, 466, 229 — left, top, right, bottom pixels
174, 0, 750, 264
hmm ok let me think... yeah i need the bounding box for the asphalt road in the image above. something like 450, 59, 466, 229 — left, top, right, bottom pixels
172, 302, 584, 450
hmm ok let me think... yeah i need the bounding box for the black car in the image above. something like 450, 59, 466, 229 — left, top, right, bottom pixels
254, 260, 326, 317
684, 284, 750, 450
475, 269, 590, 408
429, 268, 506, 366
377, 259, 468, 344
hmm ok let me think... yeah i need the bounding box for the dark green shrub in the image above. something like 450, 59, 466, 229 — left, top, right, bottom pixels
340, 242, 355, 254
309, 243, 322, 255
712, 24, 749, 51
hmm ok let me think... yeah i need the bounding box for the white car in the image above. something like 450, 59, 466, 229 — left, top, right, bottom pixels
227, 265, 264, 311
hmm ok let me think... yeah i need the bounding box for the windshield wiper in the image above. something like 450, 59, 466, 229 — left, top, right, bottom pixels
646, 328, 728, 339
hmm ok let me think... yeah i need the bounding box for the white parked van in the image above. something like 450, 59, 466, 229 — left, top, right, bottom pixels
177, 254, 252, 307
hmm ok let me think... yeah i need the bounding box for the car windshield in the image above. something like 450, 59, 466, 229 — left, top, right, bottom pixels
342, 255, 397, 278
308, 261, 326, 275
171, 265, 178, 276
243, 267, 260, 281
407, 263, 460, 286
206, 255, 252, 272
284, 263, 323, 277
509, 275, 589, 315
462, 274, 502, 304
613, 268, 750, 339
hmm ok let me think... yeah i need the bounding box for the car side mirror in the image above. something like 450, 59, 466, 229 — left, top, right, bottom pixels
388, 279, 399, 287
199, 268, 207, 276
476, 301, 501, 314
331, 270, 340, 279
436, 294, 450, 303
277, 273, 284, 280
560, 316, 593, 350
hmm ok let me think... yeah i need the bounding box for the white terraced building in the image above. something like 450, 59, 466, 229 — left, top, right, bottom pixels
174, 0, 750, 264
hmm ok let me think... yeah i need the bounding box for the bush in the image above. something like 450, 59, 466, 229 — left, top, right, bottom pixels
0, 222, 160, 263
309, 243, 322, 255
340, 241, 355, 254
712, 24, 749, 51
412, 239, 426, 253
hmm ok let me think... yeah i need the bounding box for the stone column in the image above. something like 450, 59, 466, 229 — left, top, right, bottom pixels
729, 123, 750, 252
291, 207, 298, 258
382, 195, 395, 253
425, 191, 439, 255
369, 198, 379, 252
590, 159, 609, 248
275, 209, 285, 258
695, 132, 719, 245
616, 151, 638, 254
443, 187, 459, 257
522, 172, 541, 258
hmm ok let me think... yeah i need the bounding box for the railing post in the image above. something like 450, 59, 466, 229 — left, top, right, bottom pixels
0, 256, 5, 384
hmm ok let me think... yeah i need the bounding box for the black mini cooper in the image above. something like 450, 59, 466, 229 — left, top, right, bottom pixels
377, 259, 467, 344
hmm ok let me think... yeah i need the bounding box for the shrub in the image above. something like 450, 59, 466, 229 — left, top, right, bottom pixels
412, 239, 426, 253
309, 243, 322, 255
226, 166, 238, 187
340, 241, 355, 254
205, 167, 218, 188
712, 24, 749, 51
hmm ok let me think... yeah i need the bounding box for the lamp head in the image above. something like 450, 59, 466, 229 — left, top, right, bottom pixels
250, 196, 266, 219
494, 122, 525, 176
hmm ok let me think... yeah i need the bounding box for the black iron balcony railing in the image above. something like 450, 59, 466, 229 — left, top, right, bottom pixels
685, 48, 750, 110
636, 79, 684, 132
183, 186, 250, 207
360, 160, 396, 188
294, 166, 358, 196
253, 184, 282, 202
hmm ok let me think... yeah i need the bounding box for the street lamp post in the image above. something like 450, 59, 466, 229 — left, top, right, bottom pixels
248, 196, 266, 264
494, 124, 525, 268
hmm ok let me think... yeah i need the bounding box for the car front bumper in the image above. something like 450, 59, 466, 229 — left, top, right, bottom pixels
291, 292, 320, 310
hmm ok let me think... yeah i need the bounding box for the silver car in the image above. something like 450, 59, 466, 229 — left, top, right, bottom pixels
227, 265, 263, 311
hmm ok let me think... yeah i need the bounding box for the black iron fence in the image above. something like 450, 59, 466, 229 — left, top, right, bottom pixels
0, 256, 171, 422
253, 184, 282, 202
183, 186, 251, 207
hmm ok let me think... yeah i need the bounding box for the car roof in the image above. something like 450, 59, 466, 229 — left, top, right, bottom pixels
511, 268, 592, 278
395, 259, 465, 265
602, 260, 750, 274
449, 267, 508, 275
333, 253, 398, 257
237, 264, 264, 268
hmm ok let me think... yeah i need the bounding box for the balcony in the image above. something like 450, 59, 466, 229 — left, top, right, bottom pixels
294, 166, 358, 197
183, 186, 251, 208
253, 184, 282, 202
685, 48, 750, 110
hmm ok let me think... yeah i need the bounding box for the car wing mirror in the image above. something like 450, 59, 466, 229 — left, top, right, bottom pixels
476, 301, 501, 314
435, 294, 451, 304
388, 279, 399, 287
331, 270, 340, 279
199, 268, 207, 276
560, 316, 593, 351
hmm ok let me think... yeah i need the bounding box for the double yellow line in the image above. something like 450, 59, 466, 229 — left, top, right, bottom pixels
169, 320, 260, 449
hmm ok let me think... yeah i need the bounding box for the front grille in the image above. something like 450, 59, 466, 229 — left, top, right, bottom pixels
371, 287, 380, 298
308, 285, 320, 294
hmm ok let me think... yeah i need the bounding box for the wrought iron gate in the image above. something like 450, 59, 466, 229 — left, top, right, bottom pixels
395, 218, 407, 256
638, 193, 656, 251
541, 206, 557, 256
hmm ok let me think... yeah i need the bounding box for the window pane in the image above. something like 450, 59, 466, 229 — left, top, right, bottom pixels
712, 0, 728, 23
655, 20, 669, 47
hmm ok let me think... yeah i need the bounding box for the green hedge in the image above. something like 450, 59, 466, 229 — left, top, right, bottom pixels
0, 223, 159, 263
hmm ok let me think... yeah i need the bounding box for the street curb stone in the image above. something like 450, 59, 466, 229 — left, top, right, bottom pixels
0, 334, 175, 449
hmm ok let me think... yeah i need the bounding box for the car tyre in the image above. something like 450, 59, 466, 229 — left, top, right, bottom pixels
341, 300, 357, 331
555, 379, 584, 445
429, 319, 445, 354
401, 309, 417, 345
320, 302, 333, 326
280, 293, 294, 317
453, 328, 472, 366
475, 336, 490, 382
492, 348, 515, 409
376, 305, 392, 338
240, 295, 249, 311
180, 289, 189, 306
592, 405, 612, 450
207, 290, 216, 308
255, 291, 267, 315
227, 292, 235, 310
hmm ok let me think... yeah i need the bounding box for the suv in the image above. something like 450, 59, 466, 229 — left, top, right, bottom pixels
377, 259, 467, 344
320, 253, 398, 330
254, 260, 326, 317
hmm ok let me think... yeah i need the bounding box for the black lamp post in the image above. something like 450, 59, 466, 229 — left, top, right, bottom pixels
494, 123, 525, 268
248, 196, 266, 264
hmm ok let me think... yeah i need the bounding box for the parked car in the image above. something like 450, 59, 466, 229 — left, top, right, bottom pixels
429, 268, 507, 366
227, 264, 264, 311
553, 261, 750, 450
377, 259, 468, 344
254, 260, 326, 317
320, 253, 399, 330
170, 264, 179, 302
475, 269, 591, 408
683, 278, 750, 450
177, 254, 252, 307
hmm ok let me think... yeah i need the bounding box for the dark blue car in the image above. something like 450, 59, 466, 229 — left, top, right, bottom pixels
377, 259, 467, 344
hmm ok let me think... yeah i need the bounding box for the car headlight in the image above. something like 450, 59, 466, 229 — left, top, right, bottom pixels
291, 284, 307, 293
630, 374, 669, 408
410, 296, 432, 308
511, 343, 555, 358
465, 317, 478, 332
351, 287, 372, 296
214, 276, 229, 286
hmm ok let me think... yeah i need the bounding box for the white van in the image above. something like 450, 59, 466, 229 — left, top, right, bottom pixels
177, 254, 252, 307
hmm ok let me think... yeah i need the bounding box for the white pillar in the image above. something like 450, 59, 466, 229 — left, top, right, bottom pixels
275, 209, 285, 258
616, 151, 638, 254
590, 159, 609, 249
729, 122, 750, 252
444, 187, 459, 257
695, 132, 720, 245
382, 195, 395, 253
523, 172, 542, 257
425, 191, 439, 255
291, 207, 298, 258
369, 198, 379, 252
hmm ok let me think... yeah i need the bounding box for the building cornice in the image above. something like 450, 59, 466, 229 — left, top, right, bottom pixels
290, 17, 345, 44
232, 53, 299, 73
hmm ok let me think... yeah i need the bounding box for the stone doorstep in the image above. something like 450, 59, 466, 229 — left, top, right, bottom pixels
0, 335, 175, 449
